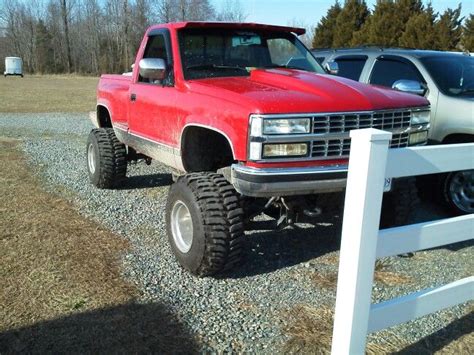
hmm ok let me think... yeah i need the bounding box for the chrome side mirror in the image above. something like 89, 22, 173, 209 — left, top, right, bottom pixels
392, 79, 426, 96
325, 61, 339, 75
139, 58, 166, 81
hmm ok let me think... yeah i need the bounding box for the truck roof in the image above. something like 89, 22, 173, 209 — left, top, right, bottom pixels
147, 21, 306, 36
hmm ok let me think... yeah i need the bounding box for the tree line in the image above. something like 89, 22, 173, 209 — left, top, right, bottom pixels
0, 0, 246, 74
1, 0, 472, 75
312, 0, 473, 51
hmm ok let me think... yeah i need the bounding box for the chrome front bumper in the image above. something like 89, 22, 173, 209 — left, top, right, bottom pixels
231, 164, 348, 197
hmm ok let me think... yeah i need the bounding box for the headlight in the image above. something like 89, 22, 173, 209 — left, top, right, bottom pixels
409, 131, 428, 145
263, 143, 308, 158
411, 110, 430, 125
262, 118, 311, 135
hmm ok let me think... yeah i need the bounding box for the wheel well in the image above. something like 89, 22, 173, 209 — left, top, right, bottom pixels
181, 126, 235, 172
97, 105, 112, 128
442, 134, 474, 144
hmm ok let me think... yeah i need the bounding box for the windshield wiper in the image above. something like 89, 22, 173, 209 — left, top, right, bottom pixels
186, 64, 248, 72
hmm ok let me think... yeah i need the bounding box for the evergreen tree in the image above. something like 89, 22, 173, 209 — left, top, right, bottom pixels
351, 0, 395, 46
312, 1, 342, 48
434, 4, 463, 50
462, 14, 474, 51
35, 19, 54, 73
332, 0, 369, 47
396, 0, 423, 25
399, 3, 436, 49
352, 0, 422, 47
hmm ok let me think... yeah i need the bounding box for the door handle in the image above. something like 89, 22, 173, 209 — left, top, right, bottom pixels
130, 93, 136, 101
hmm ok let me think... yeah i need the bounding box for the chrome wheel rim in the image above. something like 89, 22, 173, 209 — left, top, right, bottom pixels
448, 170, 474, 213
171, 200, 193, 253
87, 143, 96, 174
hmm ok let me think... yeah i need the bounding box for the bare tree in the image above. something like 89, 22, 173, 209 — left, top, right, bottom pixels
153, 0, 177, 23
0, 0, 239, 74
287, 19, 313, 48
215, 0, 247, 22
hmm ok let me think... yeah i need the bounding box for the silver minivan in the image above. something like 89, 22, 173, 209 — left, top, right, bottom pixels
313, 48, 473, 214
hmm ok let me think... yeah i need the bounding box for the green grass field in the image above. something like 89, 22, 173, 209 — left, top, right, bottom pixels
0, 75, 99, 113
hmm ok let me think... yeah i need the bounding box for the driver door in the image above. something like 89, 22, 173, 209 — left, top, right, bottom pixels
128, 30, 178, 148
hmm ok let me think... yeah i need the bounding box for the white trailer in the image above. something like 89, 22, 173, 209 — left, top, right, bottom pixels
4, 57, 23, 77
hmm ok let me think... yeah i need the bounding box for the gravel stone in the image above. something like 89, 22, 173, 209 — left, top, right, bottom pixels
1, 112, 472, 352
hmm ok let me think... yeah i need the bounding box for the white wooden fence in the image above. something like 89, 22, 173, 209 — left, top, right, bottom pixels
331, 128, 474, 354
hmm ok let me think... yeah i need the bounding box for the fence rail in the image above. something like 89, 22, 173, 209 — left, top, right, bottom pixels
331, 128, 474, 355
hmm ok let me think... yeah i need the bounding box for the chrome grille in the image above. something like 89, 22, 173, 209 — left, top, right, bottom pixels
390, 132, 409, 148
311, 133, 409, 158
313, 110, 411, 134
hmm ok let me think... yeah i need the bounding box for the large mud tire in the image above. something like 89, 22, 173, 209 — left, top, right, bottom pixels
166, 172, 245, 276
380, 177, 420, 228
86, 128, 127, 189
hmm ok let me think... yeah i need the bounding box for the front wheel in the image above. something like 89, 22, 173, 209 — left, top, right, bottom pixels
441, 170, 474, 215
380, 177, 419, 228
166, 172, 245, 276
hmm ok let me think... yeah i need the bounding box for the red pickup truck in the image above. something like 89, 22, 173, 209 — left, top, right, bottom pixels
87, 22, 430, 276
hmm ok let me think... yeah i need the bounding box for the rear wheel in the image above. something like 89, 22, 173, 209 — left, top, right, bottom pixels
86, 128, 127, 189
380, 177, 419, 228
166, 172, 245, 276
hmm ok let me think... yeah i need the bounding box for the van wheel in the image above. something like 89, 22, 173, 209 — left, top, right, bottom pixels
380, 177, 419, 228
441, 170, 474, 215
166, 172, 245, 276
86, 128, 127, 188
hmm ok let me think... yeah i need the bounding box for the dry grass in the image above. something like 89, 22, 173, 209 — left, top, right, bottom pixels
282, 304, 473, 354
374, 260, 413, 286
310, 257, 412, 289
0, 75, 98, 113
282, 304, 404, 354
0, 139, 197, 352
310, 272, 338, 289
318, 253, 340, 266
0, 139, 136, 329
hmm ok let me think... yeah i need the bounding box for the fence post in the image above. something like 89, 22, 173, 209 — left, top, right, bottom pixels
331, 128, 392, 355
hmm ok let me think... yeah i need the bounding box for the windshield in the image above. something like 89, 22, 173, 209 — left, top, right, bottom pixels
178, 28, 325, 80
420, 55, 474, 98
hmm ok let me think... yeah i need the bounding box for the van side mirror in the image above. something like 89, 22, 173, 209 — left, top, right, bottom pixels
392, 79, 426, 96
325, 61, 339, 75
139, 58, 166, 81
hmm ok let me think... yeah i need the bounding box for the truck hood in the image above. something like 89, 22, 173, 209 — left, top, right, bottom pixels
187, 69, 429, 113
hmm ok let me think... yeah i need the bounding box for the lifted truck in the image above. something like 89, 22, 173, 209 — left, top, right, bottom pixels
87, 22, 430, 276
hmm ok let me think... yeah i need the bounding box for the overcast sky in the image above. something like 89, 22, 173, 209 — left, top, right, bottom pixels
212, 0, 472, 27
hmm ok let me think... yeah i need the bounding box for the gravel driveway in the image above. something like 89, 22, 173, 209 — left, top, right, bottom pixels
1, 113, 472, 352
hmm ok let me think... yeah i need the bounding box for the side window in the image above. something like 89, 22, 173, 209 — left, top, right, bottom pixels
267, 38, 313, 71
370, 57, 424, 87
334, 55, 367, 81
267, 38, 299, 65
139, 35, 168, 83
315, 57, 325, 65
143, 35, 166, 60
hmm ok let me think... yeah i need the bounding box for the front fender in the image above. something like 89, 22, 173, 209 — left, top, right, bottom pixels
179, 116, 248, 161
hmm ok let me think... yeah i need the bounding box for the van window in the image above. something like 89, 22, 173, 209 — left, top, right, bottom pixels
370, 56, 424, 87
334, 55, 367, 81
315, 57, 325, 65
